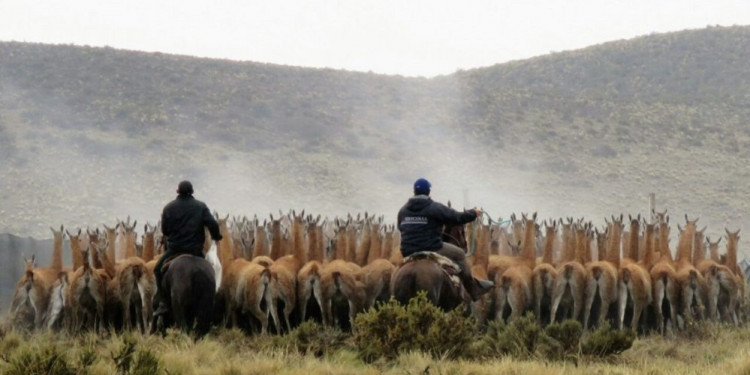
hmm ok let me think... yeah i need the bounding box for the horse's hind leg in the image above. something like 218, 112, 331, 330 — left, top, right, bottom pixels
195, 301, 214, 337
170, 292, 189, 333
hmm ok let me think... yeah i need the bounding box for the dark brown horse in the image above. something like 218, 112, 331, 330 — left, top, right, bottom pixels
151, 255, 216, 337
390, 221, 471, 310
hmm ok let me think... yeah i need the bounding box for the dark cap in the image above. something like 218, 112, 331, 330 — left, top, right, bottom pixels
177, 180, 194, 195
413, 178, 431, 195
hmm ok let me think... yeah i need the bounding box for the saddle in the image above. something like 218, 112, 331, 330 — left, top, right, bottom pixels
402, 252, 463, 289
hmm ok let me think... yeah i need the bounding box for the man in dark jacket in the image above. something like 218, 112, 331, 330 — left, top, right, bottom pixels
398, 178, 493, 301
153, 180, 223, 317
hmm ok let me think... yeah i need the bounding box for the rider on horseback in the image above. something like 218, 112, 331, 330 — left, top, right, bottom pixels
398, 178, 494, 301
153, 180, 223, 317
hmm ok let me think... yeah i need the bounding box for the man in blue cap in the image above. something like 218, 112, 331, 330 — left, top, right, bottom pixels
397, 178, 494, 301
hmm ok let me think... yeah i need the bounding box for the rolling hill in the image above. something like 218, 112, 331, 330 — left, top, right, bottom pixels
1, 25, 749, 251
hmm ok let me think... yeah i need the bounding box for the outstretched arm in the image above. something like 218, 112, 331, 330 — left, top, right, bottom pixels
436, 203, 480, 225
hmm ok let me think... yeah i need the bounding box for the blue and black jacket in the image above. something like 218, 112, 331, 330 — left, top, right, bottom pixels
397, 195, 477, 257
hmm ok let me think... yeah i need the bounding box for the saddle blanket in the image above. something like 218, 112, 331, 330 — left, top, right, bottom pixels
402, 251, 461, 275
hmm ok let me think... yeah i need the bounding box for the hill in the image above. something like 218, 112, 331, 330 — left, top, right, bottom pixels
1, 25, 749, 249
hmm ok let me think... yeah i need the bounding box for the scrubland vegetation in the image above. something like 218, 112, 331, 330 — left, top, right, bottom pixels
2, 293, 750, 375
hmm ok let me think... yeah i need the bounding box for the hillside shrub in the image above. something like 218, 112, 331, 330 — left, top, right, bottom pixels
545, 319, 583, 353
353, 292, 477, 362
581, 322, 635, 357
289, 320, 348, 357
478, 317, 633, 362
111, 333, 163, 375
539, 319, 583, 362
478, 313, 542, 359
678, 319, 719, 341
5, 342, 75, 375
76, 343, 100, 373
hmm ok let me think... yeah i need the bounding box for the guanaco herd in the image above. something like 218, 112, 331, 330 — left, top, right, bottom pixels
6, 209, 746, 336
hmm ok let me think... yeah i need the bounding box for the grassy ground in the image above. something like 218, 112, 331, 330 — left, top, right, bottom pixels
2, 322, 750, 375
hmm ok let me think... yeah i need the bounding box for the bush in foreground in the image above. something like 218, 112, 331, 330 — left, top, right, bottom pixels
353, 292, 476, 362
354, 294, 635, 364
581, 322, 636, 357
289, 320, 349, 357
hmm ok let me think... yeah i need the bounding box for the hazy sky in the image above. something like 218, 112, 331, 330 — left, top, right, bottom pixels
1, 1, 749, 77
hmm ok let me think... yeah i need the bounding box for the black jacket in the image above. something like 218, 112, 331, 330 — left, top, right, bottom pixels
161, 194, 222, 255
397, 195, 477, 256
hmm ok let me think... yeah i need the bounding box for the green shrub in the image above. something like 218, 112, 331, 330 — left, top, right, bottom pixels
76, 343, 100, 372
479, 313, 542, 359
480, 317, 589, 362
539, 320, 583, 362
477, 319, 508, 357
289, 320, 348, 357
131, 349, 161, 375
0, 330, 23, 355
353, 292, 477, 362
5, 343, 75, 375
112, 334, 137, 374
678, 319, 719, 341
110, 333, 162, 375
545, 320, 583, 353
424, 306, 476, 359
581, 322, 635, 357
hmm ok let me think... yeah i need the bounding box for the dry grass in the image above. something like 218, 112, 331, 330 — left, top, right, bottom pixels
2, 320, 750, 375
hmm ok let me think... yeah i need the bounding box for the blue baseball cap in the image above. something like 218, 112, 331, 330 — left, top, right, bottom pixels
413, 178, 431, 195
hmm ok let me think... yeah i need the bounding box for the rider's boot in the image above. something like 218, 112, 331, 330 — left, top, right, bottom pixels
152, 289, 169, 317
467, 277, 494, 301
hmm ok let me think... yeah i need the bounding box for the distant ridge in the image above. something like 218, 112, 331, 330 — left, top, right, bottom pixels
1, 25, 749, 243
